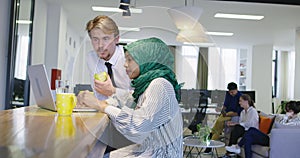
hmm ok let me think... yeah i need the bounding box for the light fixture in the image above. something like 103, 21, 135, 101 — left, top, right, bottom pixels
119, 0, 130, 12
92, 6, 142, 13
206, 31, 234, 36
119, 4, 129, 11
214, 13, 264, 20
119, 27, 140, 32
16, 20, 32, 24
120, 0, 130, 6
119, 38, 138, 43
183, 42, 215, 47
168, 5, 209, 43
168, 6, 203, 30
122, 9, 131, 17
176, 24, 209, 43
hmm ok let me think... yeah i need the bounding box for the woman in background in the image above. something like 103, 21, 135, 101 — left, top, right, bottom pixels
220, 94, 259, 158
225, 101, 300, 158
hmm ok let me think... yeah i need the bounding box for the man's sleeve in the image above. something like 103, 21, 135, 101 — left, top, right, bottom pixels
223, 92, 229, 108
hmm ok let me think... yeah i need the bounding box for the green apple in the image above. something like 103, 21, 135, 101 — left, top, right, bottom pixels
94, 72, 108, 82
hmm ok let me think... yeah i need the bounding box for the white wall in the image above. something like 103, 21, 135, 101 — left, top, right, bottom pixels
252, 44, 273, 113
278, 51, 289, 100
294, 28, 300, 99
73, 37, 92, 85
44, 4, 62, 77
0, 0, 10, 110
30, 0, 47, 105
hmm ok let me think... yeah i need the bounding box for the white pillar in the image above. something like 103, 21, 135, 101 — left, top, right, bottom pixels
294, 28, 300, 99
251, 44, 273, 113
44, 4, 67, 78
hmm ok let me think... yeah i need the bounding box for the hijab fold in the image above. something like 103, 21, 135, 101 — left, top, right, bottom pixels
125, 37, 181, 106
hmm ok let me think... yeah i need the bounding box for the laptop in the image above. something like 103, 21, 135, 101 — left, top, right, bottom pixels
28, 64, 97, 112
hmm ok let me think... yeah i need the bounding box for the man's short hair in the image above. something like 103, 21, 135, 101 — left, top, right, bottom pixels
227, 82, 238, 91
86, 15, 119, 37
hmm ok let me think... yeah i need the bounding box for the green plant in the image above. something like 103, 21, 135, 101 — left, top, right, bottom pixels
276, 101, 288, 114
196, 123, 211, 144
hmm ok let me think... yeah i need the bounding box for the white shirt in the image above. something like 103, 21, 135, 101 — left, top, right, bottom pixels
239, 106, 259, 130
105, 78, 183, 158
86, 45, 132, 100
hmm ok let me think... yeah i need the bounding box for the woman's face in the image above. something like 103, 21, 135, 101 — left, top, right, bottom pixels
124, 52, 140, 79
239, 97, 248, 109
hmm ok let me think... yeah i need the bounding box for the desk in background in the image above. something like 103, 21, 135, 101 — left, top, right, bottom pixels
0, 106, 109, 158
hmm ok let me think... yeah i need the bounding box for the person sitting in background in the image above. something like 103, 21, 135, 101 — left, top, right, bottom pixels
225, 101, 300, 158
77, 37, 183, 158
219, 94, 259, 158
204, 82, 243, 154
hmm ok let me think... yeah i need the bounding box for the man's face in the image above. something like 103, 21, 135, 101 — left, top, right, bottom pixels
229, 89, 238, 96
89, 28, 119, 61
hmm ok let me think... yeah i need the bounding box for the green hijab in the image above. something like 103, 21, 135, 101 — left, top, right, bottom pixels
125, 37, 181, 106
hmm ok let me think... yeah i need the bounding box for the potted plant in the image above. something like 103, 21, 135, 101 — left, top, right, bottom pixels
196, 123, 211, 145
276, 101, 288, 114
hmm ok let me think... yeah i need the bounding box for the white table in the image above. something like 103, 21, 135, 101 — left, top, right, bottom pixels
183, 135, 225, 158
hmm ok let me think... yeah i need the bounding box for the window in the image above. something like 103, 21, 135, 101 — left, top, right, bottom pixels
208, 47, 238, 90
175, 46, 199, 89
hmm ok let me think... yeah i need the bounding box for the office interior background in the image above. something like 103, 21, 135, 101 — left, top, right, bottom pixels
1, 0, 300, 114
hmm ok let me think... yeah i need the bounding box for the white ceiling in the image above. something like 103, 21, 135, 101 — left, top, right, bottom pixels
45, 0, 300, 51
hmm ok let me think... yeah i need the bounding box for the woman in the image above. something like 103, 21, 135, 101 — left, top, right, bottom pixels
220, 94, 259, 158
225, 101, 300, 158
77, 37, 183, 158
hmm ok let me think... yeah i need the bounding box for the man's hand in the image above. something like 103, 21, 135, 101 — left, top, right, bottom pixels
221, 106, 227, 116
226, 111, 238, 117
94, 75, 116, 96
226, 121, 238, 126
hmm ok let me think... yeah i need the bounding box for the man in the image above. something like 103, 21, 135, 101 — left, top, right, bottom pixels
84, 15, 132, 157
204, 82, 243, 154
85, 15, 131, 100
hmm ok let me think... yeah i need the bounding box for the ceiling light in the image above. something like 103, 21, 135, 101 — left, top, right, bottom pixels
119, 38, 138, 43
206, 32, 233, 36
92, 6, 142, 13
214, 13, 264, 20
120, 0, 130, 6
168, 6, 203, 30
183, 42, 215, 47
168, 6, 209, 43
122, 9, 131, 17
16, 20, 32, 24
119, 27, 140, 31
119, 4, 129, 11
176, 28, 209, 43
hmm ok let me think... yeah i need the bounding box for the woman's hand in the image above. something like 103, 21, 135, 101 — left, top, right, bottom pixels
76, 90, 108, 112
94, 75, 116, 96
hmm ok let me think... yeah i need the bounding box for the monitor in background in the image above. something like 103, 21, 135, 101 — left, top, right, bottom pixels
73, 84, 93, 96
210, 90, 226, 107
240, 90, 256, 103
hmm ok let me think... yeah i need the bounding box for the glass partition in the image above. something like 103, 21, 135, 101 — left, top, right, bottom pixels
5, 0, 34, 109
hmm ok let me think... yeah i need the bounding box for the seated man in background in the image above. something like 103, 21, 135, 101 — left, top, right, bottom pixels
204, 82, 243, 154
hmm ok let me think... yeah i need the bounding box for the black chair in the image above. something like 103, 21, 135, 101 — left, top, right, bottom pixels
187, 90, 209, 134
73, 84, 93, 96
